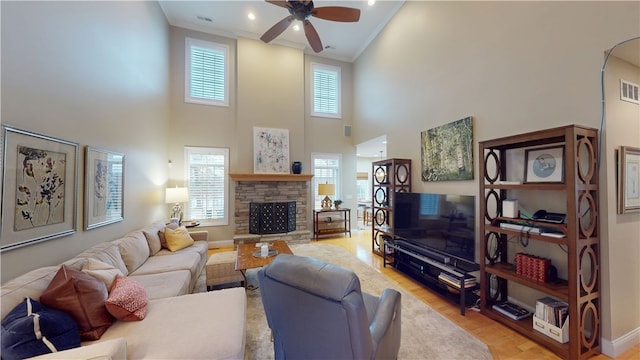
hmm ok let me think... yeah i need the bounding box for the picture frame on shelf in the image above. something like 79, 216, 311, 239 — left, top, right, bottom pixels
524, 146, 565, 183
84, 146, 125, 230
618, 146, 640, 214
1, 126, 78, 252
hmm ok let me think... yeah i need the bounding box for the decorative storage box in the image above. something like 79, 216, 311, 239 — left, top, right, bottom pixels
533, 316, 569, 343
515, 253, 551, 282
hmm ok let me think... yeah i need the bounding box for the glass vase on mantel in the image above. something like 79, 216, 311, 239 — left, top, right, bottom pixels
291, 161, 302, 174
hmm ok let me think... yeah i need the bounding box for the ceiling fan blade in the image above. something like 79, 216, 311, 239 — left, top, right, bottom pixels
260, 15, 295, 43
312, 7, 361, 22
303, 20, 323, 53
265, 1, 291, 9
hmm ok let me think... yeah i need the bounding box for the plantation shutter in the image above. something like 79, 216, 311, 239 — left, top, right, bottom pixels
312, 154, 341, 209
185, 38, 228, 107
185, 147, 229, 225
311, 63, 341, 118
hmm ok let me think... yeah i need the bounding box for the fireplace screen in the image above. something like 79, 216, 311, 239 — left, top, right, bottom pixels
249, 201, 296, 235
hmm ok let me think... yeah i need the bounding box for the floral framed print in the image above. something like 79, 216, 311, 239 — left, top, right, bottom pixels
618, 146, 640, 214
253, 127, 290, 174
84, 146, 124, 230
524, 145, 565, 183
1, 126, 78, 252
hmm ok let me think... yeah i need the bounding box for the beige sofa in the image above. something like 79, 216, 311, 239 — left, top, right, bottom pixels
1, 221, 247, 359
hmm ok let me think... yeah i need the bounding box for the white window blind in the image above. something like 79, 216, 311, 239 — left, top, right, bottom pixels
185, 38, 228, 107
185, 147, 229, 226
105, 154, 123, 218
312, 153, 342, 209
311, 63, 341, 118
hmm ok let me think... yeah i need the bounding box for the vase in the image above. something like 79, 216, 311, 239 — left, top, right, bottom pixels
291, 161, 302, 174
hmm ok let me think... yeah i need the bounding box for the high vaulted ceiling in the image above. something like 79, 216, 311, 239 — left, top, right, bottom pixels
159, 0, 405, 62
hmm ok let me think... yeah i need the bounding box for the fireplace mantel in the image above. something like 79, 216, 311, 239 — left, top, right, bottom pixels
230, 173, 313, 182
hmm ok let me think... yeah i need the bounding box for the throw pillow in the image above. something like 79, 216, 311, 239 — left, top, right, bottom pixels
164, 226, 194, 252
1, 297, 80, 360
143, 221, 165, 255
82, 258, 123, 290
158, 222, 179, 249
105, 275, 148, 321
39, 265, 113, 341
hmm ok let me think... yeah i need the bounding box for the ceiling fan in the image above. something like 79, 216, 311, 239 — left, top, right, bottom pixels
260, 1, 361, 53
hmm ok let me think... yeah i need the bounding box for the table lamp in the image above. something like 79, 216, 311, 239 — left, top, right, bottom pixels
318, 183, 335, 210
165, 187, 189, 223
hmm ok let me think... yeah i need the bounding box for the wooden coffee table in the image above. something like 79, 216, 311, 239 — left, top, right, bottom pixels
235, 240, 293, 289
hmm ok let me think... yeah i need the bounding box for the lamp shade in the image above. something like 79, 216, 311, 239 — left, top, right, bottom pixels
165, 187, 189, 204
317, 183, 335, 196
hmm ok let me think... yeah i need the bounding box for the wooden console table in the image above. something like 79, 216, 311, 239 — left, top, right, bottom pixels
313, 208, 351, 240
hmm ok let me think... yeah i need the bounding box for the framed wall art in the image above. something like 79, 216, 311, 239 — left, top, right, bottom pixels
1, 126, 78, 252
85, 146, 124, 230
618, 146, 640, 214
253, 127, 290, 174
524, 145, 565, 183
421, 116, 474, 181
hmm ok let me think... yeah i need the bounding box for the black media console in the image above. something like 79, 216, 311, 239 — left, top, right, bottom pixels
384, 238, 480, 315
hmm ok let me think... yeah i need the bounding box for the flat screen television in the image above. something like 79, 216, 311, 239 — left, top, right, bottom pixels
393, 192, 477, 265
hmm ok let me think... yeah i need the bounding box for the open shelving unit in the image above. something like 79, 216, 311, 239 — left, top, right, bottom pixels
478, 125, 600, 360
370, 158, 411, 258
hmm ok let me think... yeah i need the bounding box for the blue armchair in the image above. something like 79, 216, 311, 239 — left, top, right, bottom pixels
258, 254, 401, 359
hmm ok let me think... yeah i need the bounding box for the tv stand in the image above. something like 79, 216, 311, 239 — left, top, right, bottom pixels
385, 240, 479, 315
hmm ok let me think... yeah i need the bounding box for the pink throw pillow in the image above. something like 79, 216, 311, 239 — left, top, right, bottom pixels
105, 275, 148, 321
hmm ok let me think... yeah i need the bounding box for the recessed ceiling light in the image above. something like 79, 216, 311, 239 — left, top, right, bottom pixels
368, 0, 376, 6
247, 13, 256, 21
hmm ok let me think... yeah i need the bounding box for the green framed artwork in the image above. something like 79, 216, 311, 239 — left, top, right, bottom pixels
421, 116, 474, 182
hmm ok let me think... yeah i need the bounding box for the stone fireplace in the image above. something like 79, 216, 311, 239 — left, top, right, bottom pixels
230, 174, 312, 244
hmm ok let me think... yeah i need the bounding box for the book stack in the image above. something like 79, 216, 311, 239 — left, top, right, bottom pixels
492, 301, 532, 320
515, 253, 551, 282
438, 272, 476, 289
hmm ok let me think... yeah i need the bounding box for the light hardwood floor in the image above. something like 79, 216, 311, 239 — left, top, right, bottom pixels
212, 230, 639, 359
318, 229, 640, 360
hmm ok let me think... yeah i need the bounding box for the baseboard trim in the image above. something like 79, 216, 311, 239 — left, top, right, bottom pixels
601, 327, 640, 358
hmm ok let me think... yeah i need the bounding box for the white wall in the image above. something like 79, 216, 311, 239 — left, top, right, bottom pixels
0, 1, 171, 282
602, 53, 640, 349
353, 0, 640, 351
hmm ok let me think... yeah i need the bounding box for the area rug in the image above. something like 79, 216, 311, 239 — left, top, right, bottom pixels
242, 243, 492, 360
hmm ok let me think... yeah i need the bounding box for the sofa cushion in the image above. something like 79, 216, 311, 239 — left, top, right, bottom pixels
105, 275, 148, 321
1, 266, 59, 321
28, 338, 127, 360
130, 271, 191, 300
1, 297, 80, 360
81, 258, 123, 290
142, 220, 165, 255
115, 231, 150, 273
92, 289, 247, 360
76, 242, 129, 276
39, 265, 112, 341
164, 226, 194, 252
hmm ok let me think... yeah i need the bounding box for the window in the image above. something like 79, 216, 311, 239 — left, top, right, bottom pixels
185, 37, 229, 107
184, 147, 229, 226
311, 62, 341, 118
312, 153, 342, 209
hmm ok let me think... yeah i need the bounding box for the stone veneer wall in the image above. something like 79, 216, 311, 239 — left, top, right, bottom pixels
234, 181, 311, 244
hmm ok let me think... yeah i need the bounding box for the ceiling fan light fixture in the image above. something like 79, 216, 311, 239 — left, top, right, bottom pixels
261, 0, 361, 53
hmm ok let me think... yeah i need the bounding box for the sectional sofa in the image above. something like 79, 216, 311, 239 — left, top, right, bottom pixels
1, 221, 247, 359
